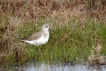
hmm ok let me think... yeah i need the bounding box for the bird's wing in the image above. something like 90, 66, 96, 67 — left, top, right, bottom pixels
26, 31, 42, 41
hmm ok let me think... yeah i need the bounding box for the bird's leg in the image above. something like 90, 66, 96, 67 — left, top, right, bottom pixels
35, 46, 38, 52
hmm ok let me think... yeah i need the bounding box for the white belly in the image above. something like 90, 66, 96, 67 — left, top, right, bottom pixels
24, 35, 49, 46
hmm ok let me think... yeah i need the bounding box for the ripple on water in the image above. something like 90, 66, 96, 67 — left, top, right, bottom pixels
0, 63, 106, 71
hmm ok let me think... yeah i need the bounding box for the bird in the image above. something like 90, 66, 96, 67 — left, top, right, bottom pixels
21, 24, 51, 46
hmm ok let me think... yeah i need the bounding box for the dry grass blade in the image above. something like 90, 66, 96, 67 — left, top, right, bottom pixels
96, 44, 102, 54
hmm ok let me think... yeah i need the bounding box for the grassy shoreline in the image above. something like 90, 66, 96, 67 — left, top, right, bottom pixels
0, 17, 106, 66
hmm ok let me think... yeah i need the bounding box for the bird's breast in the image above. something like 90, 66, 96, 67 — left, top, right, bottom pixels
37, 35, 49, 44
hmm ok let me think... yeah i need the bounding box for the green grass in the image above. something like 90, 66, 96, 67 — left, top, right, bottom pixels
0, 17, 106, 66
17, 18, 106, 63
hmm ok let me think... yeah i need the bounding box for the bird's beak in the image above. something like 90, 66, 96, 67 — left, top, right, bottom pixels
49, 28, 54, 32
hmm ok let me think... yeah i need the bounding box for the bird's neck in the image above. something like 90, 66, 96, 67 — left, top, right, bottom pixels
42, 30, 49, 38
42, 29, 49, 33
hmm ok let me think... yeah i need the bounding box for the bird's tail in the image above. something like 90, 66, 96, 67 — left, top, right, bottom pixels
20, 40, 25, 42
20, 38, 26, 42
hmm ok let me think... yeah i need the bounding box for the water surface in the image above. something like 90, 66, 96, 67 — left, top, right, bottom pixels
0, 63, 106, 71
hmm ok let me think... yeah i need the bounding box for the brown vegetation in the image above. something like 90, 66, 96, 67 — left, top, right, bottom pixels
0, 0, 105, 20
88, 44, 106, 66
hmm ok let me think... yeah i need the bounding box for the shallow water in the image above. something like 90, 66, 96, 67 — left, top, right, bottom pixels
0, 63, 106, 71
